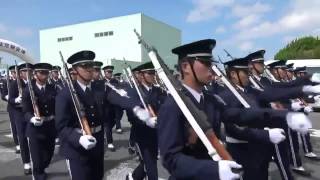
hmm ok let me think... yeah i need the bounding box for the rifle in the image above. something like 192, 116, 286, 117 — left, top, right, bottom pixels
123, 58, 156, 117
122, 69, 133, 88
59, 51, 92, 136
223, 49, 234, 60
58, 69, 66, 87
14, 60, 23, 96
134, 29, 232, 160
26, 64, 41, 118
6, 65, 10, 97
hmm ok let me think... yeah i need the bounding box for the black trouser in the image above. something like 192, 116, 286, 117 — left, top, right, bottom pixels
114, 106, 123, 130
28, 133, 55, 180
12, 108, 30, 164
287, 128, 302, 167
8, 108, 19, 146
67, 132, 104, 180
272, 141, 294, 180
105, 119, 115, 144
300, 132, 313, 153
132, 141, 158, 180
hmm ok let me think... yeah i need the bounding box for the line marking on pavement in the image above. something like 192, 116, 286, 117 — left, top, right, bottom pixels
4, 134, 13, 138
310, 129, 320, 138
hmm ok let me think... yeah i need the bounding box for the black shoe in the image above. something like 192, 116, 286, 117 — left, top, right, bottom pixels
292, 168, 311, 177
15, 149, 20, 154
128, 147, 135, 155
24, 168, 31, 175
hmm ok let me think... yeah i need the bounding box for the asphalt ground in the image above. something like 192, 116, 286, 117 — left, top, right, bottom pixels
0, 111, 319, 180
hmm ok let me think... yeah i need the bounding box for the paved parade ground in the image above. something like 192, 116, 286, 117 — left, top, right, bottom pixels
0, 111, 319, 180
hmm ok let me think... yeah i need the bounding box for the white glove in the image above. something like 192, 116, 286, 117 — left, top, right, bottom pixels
303, 85, 320, 94
213, 154, 222, 161
218, 160, 242, 180
14, 96, 22, 103
286, 112, 312, 134
79, 135, 97, 150
30, 116, 43, 126
311, 73, 320, 83
314, 95, 320, 102
146, 116, 157, 128
304, 106, 313, 113
4, 95, 8, 100
133, 106, 151, 122
267, 128, 286, 144
118, 89, 128, 97
291, 101, 303, 111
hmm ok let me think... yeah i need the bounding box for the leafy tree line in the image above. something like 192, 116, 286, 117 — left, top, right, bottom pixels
274, 36, 320, 60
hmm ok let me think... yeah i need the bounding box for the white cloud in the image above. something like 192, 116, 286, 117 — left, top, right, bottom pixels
234, 0, 320, 41
233, 14, 261, 29
238, 41, 254, 51
215, 26, 226, 33
186, 0, 234, 23
232, 2, 271, 17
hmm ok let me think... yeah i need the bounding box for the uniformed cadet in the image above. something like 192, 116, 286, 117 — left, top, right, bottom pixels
51, 65, 64, 91
22, 63, 57, 180
220, 56, 312, 180
266, 60, 320, 176
103, 65, 122, 151
113, 72, 125, 133
55, 50, 151, 180
284, 65, 320, 161
8, 63, 32, 175
92, 61, 103, 81
157, 39, 277, 180
1, 65, 20, 153
126, 62, 166, 180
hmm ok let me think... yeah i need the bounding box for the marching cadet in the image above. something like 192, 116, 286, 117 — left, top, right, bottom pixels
267, 60, 319, 176
220, 56, 311, 180
157, 39, 263, 180
113, 72, 125, 133
22, 63, 57, 180
51, 65, 64, 91
285, 65, 320, 161
8, 63, 32, 175
55, 50, 151, 180
103, 65, 122, 150
1, 65, 20, 153
92, 61, 103, 81
126, 62, 166, 180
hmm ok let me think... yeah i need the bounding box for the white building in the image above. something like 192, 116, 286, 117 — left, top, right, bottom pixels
39, 13, 181, 72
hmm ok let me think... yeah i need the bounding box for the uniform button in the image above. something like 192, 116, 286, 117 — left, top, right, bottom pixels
91, 114, 95, 117
46, 111, 49, 113
90, 106, 94, 108
44, 105, 47, 107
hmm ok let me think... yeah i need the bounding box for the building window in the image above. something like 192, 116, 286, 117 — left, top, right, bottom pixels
94, 31, 114, 38
57, 36, 73, 42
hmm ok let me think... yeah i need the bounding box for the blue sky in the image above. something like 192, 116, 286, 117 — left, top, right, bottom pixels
1, 0, 320, 64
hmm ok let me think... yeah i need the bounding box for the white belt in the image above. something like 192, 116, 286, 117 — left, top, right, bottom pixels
226, 136, 248, 144
76, 125, 102, 134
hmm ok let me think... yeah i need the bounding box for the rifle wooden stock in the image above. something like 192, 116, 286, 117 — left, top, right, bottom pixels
81, 117, 92, 135
26, 64, 41, 119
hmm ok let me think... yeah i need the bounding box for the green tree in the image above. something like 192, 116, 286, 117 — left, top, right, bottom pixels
274, 36, 320, 60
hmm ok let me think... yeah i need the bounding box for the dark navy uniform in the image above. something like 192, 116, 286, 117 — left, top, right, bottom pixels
22, 64, 57, 180
1, 77, 19, 148
127, 62, 167, 180
8, 64, 31, 174
55, 51, 140, 180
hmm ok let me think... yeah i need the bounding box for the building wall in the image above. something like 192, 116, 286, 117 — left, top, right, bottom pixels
141, 14, 181, 69
39, 13, 181, 70
40, 14, 143, 67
